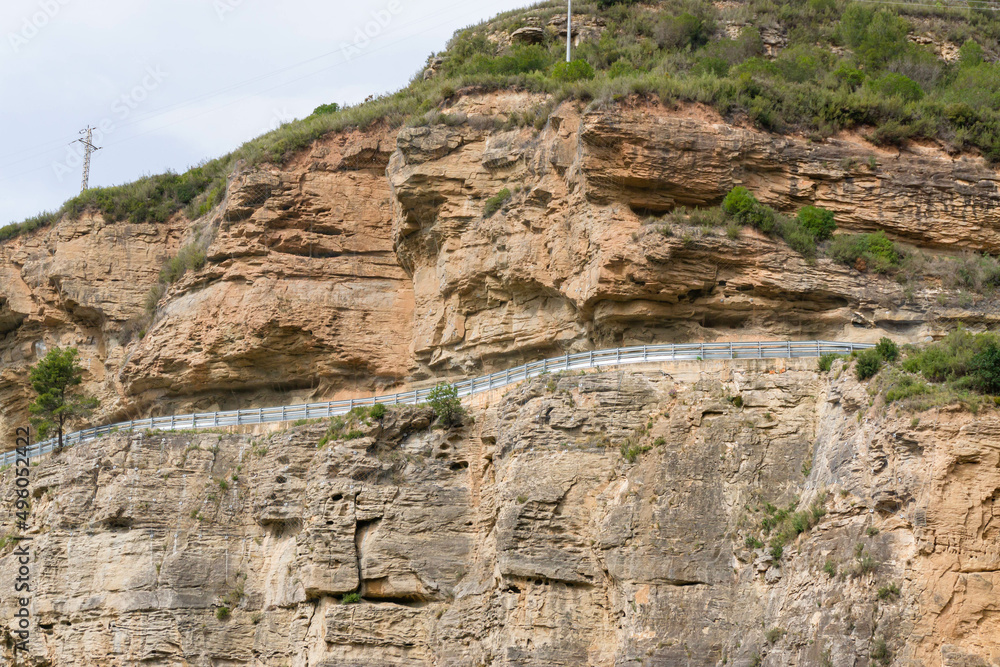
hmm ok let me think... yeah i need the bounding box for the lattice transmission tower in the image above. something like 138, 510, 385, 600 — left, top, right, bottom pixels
74, 125, 102, 193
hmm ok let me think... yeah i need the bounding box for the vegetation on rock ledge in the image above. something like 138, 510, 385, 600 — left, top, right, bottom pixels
6, 0, 1000, 242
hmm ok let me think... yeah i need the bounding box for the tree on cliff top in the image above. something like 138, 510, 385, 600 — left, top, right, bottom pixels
28, 347, 99, 451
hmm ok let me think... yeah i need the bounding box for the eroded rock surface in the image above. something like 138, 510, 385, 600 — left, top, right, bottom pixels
1, 362, 997, 665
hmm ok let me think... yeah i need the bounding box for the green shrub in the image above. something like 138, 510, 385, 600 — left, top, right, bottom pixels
959, 40, 984, 68
160, 243, 207, 284
971, 342, 1000, 394
818, 353, 842, 372
766, 627, 786, 644
877, 583, 900, 599
833, 63, 864, 89
370, 403, 387, 419
484, 188, 512, 217
620, 441, 651, 463
796, 206, 836, 240
312, 102, 340, 115
0, 211, 60, 242
428, 383, 465, 426
840, 5, 910, 69
875, 337, 899, 362
902, 329, 1000, 394
608, 59, 637, 79
694, 56, 729, 77
823, 559, 837, 577
885, 374, 931, 403
341, 592, 361, 604
654, 12, 710, 50
868, 72, 924, 102
216, 607, 231, 620
722, 187, 759, 220
775, 216, 817, 257
552, 59, 595, 82
719, 187, 770, 231
828, 232, 901, 272
856, 348, 883, 380
870, 637, 890, 665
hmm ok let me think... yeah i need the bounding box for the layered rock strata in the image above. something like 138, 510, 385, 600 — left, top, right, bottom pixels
3, 98, 1000, 439
0, 361, 996, 665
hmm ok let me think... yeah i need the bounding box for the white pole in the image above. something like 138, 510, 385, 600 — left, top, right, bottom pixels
566, 0, 572, 62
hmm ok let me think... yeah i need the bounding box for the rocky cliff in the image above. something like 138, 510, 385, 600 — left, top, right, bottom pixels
0, 359, 996, 665
3, 94, 1000, 438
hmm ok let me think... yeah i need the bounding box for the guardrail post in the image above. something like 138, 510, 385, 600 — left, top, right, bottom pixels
505, 368, 510, 385
542, 358, 547, 373
757, 341, 761, 358
565, 353, 569, 371
642, 345, 647, 362
729, 342, 734, 359
616, 348, 620, 363
213, 413, 218, 428
258, 408, 263, 423
281, 406, 286, 421
786, 341, 791, 357
170, 415, 175, 431
589, 351, 593, 367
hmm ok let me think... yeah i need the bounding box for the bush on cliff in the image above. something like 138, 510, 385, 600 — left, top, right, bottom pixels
855, 348, 884, 380
796, 206, 837, 241
428, 383, 465, 427
902, 328, 1000, 393
721, 187, 836, 258
828, 232, 901, 273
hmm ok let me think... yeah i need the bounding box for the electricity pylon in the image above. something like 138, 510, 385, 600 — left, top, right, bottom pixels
75, 126, 101, 193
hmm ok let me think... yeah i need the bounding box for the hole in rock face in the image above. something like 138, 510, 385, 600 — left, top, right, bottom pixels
275, 475, 286, 484
331, 493, 343, 502
449, 461, 469, 471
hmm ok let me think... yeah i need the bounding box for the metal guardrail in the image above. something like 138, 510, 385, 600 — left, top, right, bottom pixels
3, 340, 872, 465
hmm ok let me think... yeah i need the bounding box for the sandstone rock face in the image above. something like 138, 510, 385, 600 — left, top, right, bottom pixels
1, 361, 997, 665
0, 213, 186, 436
119, 127, 415, 411
4, 96, 1000, 446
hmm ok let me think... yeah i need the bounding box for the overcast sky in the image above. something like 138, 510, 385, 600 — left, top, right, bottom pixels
0, 0, 536, 225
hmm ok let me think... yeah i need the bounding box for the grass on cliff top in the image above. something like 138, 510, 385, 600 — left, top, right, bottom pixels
6, 0, 1000, 240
